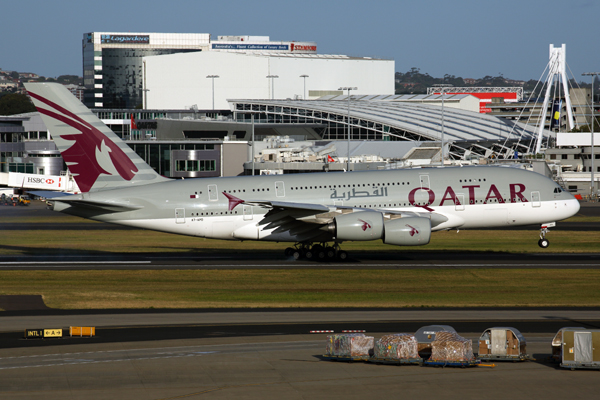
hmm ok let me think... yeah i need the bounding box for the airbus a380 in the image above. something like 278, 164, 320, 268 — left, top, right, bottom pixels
25, 83, 580, 260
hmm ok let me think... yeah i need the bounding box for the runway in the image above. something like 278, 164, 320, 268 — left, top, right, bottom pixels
2, 201, 600, 399
1, 251, 600, 269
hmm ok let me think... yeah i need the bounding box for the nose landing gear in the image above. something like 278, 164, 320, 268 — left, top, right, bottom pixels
538, 222, 555, 248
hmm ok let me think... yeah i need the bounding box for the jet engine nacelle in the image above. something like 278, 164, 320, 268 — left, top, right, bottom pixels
332, 211, 384, 241
383, 217, 431, 246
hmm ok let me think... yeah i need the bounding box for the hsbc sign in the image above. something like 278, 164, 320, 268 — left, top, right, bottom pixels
8, 173, 65, 190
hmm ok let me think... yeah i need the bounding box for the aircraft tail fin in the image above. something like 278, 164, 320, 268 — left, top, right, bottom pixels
24, 82, 168, 193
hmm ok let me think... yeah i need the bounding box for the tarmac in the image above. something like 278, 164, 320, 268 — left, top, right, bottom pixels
1, 200, 599, 399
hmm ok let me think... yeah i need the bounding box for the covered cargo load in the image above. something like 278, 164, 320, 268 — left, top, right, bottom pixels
414, 325, 457, 358
429, 331, 475, 362
373, 334, 419, 360
325, 333, 374, 358
478, 327, 528, 361
552, 327, 600, 370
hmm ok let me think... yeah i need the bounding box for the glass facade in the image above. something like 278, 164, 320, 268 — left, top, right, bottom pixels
83, 33, 205, 109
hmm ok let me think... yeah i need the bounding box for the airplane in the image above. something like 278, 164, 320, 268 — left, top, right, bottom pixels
24, 82, 580, 260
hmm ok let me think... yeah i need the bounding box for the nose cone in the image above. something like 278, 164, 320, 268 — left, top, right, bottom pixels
569, 198, 581, 217
559, 198, 580, 221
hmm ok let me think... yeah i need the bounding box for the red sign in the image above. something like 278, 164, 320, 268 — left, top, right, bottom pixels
291, 44, 317, 52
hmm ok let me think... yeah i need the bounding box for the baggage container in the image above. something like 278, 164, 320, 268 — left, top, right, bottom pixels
552, 327, 600, 370
477, 327, 529, 361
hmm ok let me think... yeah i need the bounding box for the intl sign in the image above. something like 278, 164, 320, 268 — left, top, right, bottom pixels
24, 329, 63, 339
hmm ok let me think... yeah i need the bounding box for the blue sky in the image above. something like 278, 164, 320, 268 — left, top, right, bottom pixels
2, 0, 598, 82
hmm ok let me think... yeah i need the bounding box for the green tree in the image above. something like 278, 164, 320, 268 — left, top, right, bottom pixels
0, 93, 36, 115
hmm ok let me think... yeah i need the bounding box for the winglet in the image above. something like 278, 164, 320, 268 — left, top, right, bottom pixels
222, 192, 245, 211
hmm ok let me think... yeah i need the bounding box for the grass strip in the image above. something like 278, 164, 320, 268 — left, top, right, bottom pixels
1, 269, 599, 309
1, 229, 600, 256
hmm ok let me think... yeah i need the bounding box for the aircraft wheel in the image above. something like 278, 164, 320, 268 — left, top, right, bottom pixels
284, 247, 295, 257
292, 250, 302, 260
316, 249, 327, 260
337, 250, 348, 261
538, 238, 549, 248
305, 250, 314, 260
325, 247, 336, 259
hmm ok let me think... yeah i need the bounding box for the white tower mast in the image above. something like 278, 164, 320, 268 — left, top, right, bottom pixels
535, 44, 575, 154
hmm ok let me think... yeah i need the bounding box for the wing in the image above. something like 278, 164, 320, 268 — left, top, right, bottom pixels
223, 192, 449, 241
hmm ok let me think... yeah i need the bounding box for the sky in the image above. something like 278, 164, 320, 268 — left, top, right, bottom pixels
2, 0, 599, 82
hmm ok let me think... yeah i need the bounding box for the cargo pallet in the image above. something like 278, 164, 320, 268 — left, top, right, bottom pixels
369, 357, 423, 366
478, 354, 530, 362
560, 363, 600, 371
322, 355, 370, 362
423, 359, 480, 368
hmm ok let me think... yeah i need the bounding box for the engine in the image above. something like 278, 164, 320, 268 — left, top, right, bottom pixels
382, 216, 431, 246
330, 212, 431, 246
330, 211, 385, 241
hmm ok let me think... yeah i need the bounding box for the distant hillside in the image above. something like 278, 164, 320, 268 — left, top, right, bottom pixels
393, 67, 596, 98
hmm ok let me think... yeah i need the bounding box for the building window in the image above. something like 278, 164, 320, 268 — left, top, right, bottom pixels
176, 159, 216, 172
561, 154, 568, 160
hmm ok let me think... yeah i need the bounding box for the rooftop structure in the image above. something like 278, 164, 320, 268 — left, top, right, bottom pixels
230, 96, 551, 160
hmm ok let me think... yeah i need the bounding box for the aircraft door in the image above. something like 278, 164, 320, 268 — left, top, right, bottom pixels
208, 185, 218, 201
275, 181, 285, 197
419, 174, 430, 189
175, 208, 185, 224
574, 332, 593, 363
455, 194, 465, 211
243, 205, 253, 221
531, 191, 541, 207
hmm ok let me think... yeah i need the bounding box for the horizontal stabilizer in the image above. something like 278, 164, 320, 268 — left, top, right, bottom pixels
52, 198, 143, 213
26, 190, 74, 199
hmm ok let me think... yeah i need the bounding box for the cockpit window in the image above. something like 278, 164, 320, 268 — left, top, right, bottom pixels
553, 187, 562, 193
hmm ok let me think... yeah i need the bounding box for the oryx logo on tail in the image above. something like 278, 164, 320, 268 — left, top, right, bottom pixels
27, 91, 138, 192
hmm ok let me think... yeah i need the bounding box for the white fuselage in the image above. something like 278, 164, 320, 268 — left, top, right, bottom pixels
61, 167, 579, 243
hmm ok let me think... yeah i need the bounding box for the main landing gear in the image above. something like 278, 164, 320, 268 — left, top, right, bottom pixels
284, 242, 348, 261
538, 222, 555, 248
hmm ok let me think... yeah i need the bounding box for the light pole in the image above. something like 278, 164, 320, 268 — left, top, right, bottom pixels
338, 86, 357, 171
142, 60, 149, 109
251, 112, 255, 175
300, 74, 309, 99
583, 72, 599, 200
432, 84, 453, 164
266, 75, 278, 99
206, 75, 219, 110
